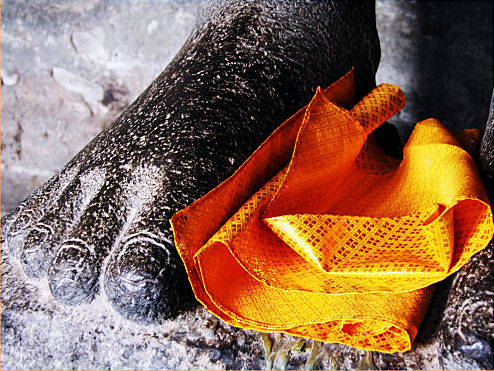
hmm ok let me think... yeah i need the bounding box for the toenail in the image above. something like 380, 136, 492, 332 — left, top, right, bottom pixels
48, 240, 99, 305
11, 212, 35, 232
19, 223, 55, 277
104, 233, 191, 323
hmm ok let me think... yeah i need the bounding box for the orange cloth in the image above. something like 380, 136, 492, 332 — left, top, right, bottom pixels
170, 70, 494, 353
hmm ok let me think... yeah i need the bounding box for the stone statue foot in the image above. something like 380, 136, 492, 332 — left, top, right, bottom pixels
2, 154, 195, 322
1, 0, 380, 323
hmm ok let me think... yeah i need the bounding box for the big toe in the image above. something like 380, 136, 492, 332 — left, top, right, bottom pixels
104, 231, 193, 323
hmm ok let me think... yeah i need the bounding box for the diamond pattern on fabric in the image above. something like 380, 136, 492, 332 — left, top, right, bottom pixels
171, 69, 494, 353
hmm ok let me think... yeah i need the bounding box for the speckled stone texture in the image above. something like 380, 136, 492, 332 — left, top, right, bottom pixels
2, 0, 380, 322
1, 0, 493, 370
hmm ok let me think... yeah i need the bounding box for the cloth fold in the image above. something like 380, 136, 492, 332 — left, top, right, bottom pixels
171, 69, 493, 353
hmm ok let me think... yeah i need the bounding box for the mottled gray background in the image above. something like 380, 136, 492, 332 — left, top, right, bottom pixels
1, 0, 199, 215
1, 1, 492, 370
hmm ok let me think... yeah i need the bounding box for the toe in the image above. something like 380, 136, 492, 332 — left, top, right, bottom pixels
3, 165, 81, 256
48, 239, 99, 305
4, 208, 39, 258
19, 168, 106, 277
20, 220, 57, 277
1, 212, 18, 243
3, 165, 80, 248
48, 182, 125, 305
104, 231, 193, 323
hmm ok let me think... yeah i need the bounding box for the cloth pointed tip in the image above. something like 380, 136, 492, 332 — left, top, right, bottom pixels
311, 86, 332, 105
313, 86, 328, 102
323, 68, 357, 109
170, 209, 187, 230
418, 118, 443, 128
350, 83, 405, 135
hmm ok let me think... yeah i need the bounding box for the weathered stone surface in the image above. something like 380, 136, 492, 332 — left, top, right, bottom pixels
2, 0, 381, 368
480, 90, 494, 199
1, 1, 493, 370
438, 239, 494, 370
1, 249, 264, 370
376, 1, 493, 143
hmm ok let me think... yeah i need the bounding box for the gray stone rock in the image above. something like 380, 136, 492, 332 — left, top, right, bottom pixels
1, 69, 20, 86
52, 67, 105, 115
1, 0, 493, 370
71, 31, 109, 63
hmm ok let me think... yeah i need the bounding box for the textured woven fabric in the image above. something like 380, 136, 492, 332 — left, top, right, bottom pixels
170, 70, 494, 353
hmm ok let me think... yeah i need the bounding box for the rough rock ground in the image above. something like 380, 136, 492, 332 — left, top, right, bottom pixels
1, 1, 493, 370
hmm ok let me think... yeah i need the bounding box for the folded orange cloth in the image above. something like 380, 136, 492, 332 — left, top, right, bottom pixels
170, 70, 494, 353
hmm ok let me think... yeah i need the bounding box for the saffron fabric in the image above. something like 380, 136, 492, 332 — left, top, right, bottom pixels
170, 70, 494, 353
